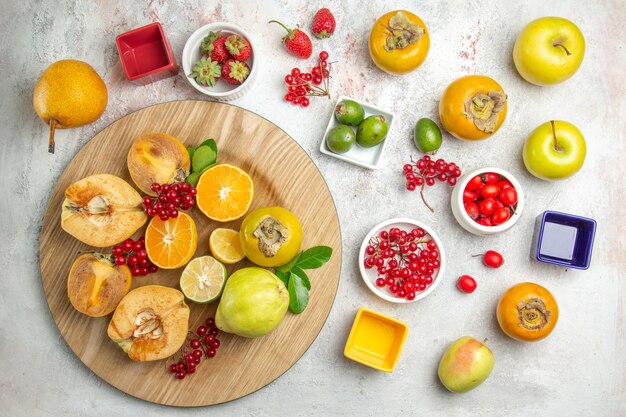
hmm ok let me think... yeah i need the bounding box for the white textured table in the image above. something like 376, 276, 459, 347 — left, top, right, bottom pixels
1, 0, 624, 415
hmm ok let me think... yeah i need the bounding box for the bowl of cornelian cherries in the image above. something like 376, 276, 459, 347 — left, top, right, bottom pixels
451, 167, 524, 236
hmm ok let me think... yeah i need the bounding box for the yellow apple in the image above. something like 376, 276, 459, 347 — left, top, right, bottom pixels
513, 17, 585, 86
523, 120, 586, 180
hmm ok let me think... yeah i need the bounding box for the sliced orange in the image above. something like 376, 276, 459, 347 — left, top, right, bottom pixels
145, 212, 198, 269
196, 164, 254, 222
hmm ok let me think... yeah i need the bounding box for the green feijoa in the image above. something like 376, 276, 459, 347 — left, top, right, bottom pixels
334, 100, 365, 126
326, 125, 356, 154
356, 115, 388, 148
414, 118, 442, 154
191, 145, 216, 172
186, 171, 201, 186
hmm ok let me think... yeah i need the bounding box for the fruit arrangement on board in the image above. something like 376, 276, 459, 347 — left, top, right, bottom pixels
54, 130, 332, 380
35, 3, 594, 398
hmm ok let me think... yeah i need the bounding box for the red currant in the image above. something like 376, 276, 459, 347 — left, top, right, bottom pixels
319, 51, 329, 61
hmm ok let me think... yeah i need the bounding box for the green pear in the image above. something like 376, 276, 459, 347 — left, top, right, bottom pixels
437, 336, 494, 393
216, 267, 289, 338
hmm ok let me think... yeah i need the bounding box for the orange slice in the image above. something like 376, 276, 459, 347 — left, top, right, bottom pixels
196, 164, 254, 222
145, 212, 198, 269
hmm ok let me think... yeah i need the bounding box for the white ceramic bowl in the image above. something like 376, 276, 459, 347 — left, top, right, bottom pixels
320, 96, 396, 170
182, 22, 257, 101
450, 167, 525, 236
358, 218, 446, 303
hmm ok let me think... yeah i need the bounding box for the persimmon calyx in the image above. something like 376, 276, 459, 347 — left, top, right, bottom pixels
517, 298, 550, 330
463, 90, 507, 133
384, 11, 424, 51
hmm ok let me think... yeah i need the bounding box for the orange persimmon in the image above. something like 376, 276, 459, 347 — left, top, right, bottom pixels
496, 282, 559, 342
439, 75, 507, 140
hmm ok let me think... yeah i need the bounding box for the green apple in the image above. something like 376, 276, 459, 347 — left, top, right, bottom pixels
437, 336, 494, 393
523, 120, 586, 180
513, 17, 585, 86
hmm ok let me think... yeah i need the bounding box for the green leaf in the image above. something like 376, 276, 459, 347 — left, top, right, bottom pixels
200, 138, 218, 156
291, 266, 311, 290
192, 145, 216, 173
185, 171, 201, 186
274, 269, 289, 287
276, 252, 301, 273
199, 162, 217, 175
288, 272, 309, 314
295, 246, 332, 269
187, 146, 196, 160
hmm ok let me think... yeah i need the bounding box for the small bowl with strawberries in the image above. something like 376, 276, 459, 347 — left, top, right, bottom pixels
182, 22, 256, 100
450, 167, 524, 236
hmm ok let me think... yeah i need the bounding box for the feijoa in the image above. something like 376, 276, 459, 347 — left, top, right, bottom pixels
414, 118, 442, 154
335, 100, 365, 126
356, 115, 388, 148
326, 125, 356, 154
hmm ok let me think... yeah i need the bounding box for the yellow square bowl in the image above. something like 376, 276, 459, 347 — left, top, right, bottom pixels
343, 307, 409, 373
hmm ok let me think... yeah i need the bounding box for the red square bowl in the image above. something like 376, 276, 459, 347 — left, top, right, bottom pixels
116, 22, 178, 84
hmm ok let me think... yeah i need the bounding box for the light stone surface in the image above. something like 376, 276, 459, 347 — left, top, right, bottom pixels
1, 0, 624, 415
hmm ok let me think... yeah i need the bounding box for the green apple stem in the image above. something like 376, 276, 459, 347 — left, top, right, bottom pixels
550, 120, 564, 153
553, 42, 572, 56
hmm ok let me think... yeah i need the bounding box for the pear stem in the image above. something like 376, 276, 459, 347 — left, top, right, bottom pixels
550, 120, 563, 153
553, 42, 572, 56
48, 119, 58, 153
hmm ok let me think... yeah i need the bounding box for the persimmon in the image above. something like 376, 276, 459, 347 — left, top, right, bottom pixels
496, 282, 559, 342
439, 75, 507, 140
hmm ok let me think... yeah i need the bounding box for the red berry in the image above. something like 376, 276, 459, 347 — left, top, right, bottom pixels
481, 184, 501, 199
176, 372, 185, 379
464, 203, 480, 220
300, 97, 310, 107
484, 173, 500, 184
478, 198, 497, 216
457, 275, 477, 293
115, 255, 126, 266
319, 51, 329, 60
499, 187, 518, 206
483, 250, 504, 268
197, 325, 208, 336
491, 207, 511, 225
122, 240, 133, 251
463, 190, 476, 202
466, 175, 483, 191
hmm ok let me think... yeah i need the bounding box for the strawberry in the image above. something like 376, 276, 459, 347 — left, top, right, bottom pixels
200, 31, 231, 63
311, 8, 336, 38
188, 57, 221, 87
269, 20, 313, 59
225, 34, 251, 61
221, 59, 250, 85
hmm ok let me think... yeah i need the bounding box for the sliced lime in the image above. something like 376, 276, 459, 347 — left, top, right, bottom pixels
179, 256, 227, 303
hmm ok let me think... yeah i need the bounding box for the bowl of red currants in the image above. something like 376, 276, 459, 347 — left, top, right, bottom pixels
450, 167, 525, 236
359, 218, 446, 303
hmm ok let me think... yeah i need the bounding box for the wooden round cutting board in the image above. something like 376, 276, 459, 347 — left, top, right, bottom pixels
39, 100, 342, 406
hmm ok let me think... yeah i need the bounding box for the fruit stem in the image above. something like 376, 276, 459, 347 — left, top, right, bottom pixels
268, 20, 294, 38
550, 120, 563, 153
420, 182, 434, 213
48, 118, 58, 154
483, 338, 489, 344
553, 42, 572, 56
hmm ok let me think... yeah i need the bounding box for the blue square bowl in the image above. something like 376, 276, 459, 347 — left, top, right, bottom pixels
531, 210, 597, 270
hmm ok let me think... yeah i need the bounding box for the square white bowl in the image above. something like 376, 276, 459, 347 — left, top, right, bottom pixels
319, 95, 395, 169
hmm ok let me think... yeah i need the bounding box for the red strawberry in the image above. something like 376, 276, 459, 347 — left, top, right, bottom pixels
225, 35, 251, 61
200, 31, 231, 63
311, 8, 336, 38
221, 59, 250, 85
269, 20, 313, 59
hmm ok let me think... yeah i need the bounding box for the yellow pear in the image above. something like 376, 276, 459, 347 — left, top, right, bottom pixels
33, 60, 108, 153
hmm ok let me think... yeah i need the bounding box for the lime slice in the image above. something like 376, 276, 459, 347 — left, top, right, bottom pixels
179, 256, 227, 303
210, 228, 245, 264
